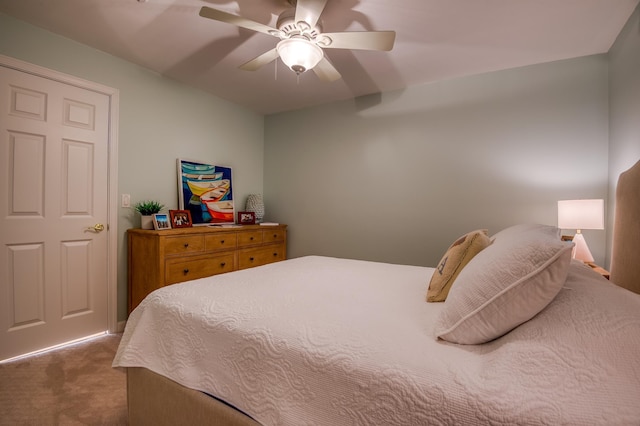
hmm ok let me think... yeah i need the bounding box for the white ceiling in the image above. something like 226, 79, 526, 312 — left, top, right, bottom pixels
1, 0, 638, 115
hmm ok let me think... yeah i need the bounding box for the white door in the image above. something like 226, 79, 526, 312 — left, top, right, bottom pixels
0, 65, 110, 361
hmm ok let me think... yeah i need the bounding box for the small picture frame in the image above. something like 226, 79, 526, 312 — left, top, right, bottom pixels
237, 211, 256, 225
153, 213, 172, 230
169, 209, 193, 228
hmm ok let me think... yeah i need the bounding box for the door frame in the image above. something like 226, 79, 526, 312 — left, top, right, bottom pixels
0, 54, 119, 334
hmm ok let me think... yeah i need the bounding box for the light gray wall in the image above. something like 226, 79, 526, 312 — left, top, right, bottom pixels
265, 55, 609, 268
0, 13, 265, 322
608, 4, 640, 268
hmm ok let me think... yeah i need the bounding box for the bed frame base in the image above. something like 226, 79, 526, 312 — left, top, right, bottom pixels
127, 367, 260, 426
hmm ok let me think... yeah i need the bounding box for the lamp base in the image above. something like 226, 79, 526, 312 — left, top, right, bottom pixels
572, 231, 594, 263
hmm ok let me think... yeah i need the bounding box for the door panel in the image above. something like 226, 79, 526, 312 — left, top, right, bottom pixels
8, 131, 45, 216
63, 139, 94, 214
0, 65, 110, 361
7, 243, 45, 329
61, 240, 91, 317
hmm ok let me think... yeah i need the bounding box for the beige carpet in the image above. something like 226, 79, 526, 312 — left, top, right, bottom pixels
0, 333, 127, 425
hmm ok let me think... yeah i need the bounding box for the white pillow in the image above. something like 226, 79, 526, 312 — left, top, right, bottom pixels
434, 224, 573, 344
490, 223, 562, 240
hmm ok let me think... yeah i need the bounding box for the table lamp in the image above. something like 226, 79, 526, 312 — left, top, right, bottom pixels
557, 199, 604, 263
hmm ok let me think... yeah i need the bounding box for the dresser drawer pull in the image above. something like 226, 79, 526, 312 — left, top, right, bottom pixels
273, 234, 278, 238
220, 240, 225, 244
184, 243, 189, 248
250, 237, 254, 241
249, 257, 254, 261
273, 252, 278, 256
220, 262, 226, 267
183, 268, 190, 275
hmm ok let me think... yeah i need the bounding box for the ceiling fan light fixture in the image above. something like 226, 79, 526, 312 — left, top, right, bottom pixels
276, 38, 323, 74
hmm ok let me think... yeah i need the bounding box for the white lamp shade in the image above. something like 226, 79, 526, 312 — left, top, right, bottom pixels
557, 199, 604, 230
277, 38, 323, 73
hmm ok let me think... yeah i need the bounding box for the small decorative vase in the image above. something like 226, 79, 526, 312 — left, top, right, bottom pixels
245, 194, 264, 223
141, 215, 154, 230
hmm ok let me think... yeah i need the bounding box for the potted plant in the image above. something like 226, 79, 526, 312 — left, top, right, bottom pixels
134, 200, 165, 229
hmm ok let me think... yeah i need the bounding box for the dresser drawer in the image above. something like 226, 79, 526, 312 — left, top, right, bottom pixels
165, 253, 235, 285
205, 233, 237, 251
262, 228, 285, 243
164, 235, 205, 255
237, 230, 263, 247
237, 245, 285, 270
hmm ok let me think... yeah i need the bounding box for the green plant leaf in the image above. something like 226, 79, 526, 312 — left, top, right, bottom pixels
133, 200, 165, 215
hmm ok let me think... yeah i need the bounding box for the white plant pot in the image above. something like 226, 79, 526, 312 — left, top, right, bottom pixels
141, 215, 154, 230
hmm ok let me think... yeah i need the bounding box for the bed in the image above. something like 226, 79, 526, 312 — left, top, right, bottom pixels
114, 161, 640, 425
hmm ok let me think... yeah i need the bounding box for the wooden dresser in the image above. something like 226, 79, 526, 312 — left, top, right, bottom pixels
127, 224, 287, 313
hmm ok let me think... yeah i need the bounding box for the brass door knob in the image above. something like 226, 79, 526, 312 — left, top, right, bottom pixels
86, 223, 105, 233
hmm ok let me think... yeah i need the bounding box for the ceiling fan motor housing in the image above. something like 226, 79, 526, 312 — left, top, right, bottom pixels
276, 8, 321, 40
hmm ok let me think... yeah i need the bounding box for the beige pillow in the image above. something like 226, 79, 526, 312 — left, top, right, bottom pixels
434, 224, 573, 345
427, 229, 491, 302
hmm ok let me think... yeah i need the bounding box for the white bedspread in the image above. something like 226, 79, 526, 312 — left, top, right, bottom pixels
113, 256, 640, 425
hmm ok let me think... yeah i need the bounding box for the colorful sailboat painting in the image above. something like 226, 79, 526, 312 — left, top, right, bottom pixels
177, 158, 234, 225
202, 200, 234, 221
188, 179, 230, 198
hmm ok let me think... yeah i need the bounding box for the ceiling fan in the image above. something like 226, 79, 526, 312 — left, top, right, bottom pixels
198, 0, 396, 82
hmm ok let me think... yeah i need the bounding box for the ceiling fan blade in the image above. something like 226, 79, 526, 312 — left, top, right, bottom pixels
313, 57, 341, 82
199, 6, 278, 37
295, 0, 328, 29
320, 31, 396, 51
239, 48, 280, 71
